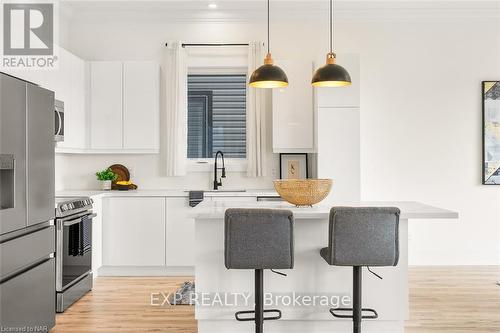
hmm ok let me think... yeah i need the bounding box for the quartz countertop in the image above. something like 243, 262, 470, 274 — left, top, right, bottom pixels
56, 189, 279, 198
190, 200, 459, 220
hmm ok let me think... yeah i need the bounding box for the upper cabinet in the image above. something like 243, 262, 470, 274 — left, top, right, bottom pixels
89, 62, 123, 150
56, 48, 87, 151
3, 50, 160, 154
89, 61, 160, 153
272, 60, 315, 153
314, 53, 360, 108
123, 62, 160, 150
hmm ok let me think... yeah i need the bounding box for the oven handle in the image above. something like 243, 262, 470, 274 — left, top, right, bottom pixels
63, 213, 97, 227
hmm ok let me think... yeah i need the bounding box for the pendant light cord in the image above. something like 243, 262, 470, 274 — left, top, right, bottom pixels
330, 0, 334, 53
267, 0, 270, 54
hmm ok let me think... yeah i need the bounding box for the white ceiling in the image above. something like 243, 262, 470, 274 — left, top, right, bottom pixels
60, 1, 500, 22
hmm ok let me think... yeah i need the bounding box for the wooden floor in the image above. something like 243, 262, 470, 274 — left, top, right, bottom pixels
53, 267, 500, 333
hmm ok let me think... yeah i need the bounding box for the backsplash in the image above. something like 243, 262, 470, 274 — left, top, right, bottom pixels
55, 154, 278, 191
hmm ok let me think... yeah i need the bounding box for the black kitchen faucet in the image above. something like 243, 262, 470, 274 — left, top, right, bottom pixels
213, 151, 226, 190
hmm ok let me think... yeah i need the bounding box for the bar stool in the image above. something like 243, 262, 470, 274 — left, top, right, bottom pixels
320, 207, 400, 333
225, 208, 294, 333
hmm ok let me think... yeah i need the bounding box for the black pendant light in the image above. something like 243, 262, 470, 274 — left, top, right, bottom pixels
312, 0, 351, 87
249, 0, 288, 88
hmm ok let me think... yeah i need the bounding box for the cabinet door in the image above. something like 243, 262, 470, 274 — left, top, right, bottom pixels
103, 197, 165, 266
58, 51, 87, 150
317, 107, 360, 203
272, 60, 314, 152
90, 62, 123, 149
123, 62, 159, 150
52, 47, 72, 103
165, 197, 194, 266
315, 53, 360, 108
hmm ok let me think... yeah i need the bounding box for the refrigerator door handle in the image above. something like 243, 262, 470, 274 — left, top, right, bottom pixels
0, 154, 15, 210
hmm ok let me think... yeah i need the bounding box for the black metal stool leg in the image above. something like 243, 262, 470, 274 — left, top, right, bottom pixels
255, 269, 264, 333
353, 266, 362, 333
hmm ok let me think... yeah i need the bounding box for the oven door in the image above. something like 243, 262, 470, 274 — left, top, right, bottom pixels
56, 212, 96, 292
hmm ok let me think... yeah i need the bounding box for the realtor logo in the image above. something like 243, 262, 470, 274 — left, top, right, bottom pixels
1, 1, 58, 70
3, 3, 53, 55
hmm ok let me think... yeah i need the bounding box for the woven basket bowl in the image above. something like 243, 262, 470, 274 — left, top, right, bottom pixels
273, 179, 333, 207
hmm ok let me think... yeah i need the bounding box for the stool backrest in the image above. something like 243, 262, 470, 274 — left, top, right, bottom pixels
327, 207, 400, 267
224, 208, 294, 270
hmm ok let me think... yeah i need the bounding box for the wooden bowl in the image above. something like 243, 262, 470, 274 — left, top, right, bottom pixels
273, 179, 333, 207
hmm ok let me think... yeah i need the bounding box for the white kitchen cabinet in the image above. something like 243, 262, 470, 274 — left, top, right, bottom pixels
123, 62, 160, 150
165, 196, 256, 267
165, 197, 194, 267
89, 62, 123, 150
56, 49, 88, 151
317, 107, 360, 204
314, 53, 360, 108
102, 197, 165, 266
272, 60, 315, 152
89, 61, 160, 152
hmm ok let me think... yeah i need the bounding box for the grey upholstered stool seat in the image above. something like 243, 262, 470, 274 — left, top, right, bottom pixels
225, 208, 294, 333
320, 207, 400, 333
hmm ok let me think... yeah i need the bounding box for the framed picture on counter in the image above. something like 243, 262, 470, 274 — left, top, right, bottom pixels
482, 81, 500, 185
279, 153, 308, 179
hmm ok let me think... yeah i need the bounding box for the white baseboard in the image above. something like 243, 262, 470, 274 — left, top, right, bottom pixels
98, 266, 194, 277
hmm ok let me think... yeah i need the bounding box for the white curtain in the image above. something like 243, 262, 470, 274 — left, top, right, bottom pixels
163, 42, 188, 176
246, 41, 269, 177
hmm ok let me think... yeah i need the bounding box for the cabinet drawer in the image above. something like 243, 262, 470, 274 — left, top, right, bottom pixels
0, 258, 55, 331
0, 226, 55, 278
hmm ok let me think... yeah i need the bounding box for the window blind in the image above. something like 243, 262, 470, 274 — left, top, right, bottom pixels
187, 74, 247, 158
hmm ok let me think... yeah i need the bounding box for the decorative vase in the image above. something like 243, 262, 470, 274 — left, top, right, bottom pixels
101, 180, 112, 190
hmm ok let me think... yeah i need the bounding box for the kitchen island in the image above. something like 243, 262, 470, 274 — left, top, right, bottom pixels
192, 200, 458, 333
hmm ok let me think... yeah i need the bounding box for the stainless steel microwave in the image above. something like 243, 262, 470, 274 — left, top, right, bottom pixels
55, 100, 64, 142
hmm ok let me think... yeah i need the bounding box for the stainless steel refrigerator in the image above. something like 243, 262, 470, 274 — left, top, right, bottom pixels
0, 72, 56, 332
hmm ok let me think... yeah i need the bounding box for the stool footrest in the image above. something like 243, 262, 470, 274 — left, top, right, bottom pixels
329, 307, 378, 319
235, 309, 282, 322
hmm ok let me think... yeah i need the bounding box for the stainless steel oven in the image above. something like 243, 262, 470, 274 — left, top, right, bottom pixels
55, 197, 95, 312
54, 99, 64, 142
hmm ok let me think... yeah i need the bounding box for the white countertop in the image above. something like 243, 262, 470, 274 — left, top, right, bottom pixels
56, 189, 279, 198
191, 200, 459, 220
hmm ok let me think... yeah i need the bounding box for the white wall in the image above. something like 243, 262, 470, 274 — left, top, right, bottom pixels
59, 1, 500, 265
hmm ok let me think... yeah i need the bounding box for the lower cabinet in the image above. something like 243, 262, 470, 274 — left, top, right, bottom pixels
102, 197, 166, 266
100, 195, 258, 273
165, 197, 194, 267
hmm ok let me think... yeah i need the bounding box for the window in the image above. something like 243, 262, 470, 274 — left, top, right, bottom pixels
187, 74, 247, 159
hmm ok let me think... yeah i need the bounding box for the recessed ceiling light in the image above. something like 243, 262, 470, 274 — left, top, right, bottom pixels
208, 3, 217, 9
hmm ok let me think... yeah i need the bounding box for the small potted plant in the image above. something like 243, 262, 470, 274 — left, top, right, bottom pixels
95, 168, 118, 190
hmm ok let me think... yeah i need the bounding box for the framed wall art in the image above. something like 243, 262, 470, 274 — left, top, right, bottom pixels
483, 81, 500, 185
279, 153, 308, 179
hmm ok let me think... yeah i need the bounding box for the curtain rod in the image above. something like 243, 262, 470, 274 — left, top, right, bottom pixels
165, 43, 249, 47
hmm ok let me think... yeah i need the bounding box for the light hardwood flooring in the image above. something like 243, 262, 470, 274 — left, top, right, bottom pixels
53, 266, 500, 333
